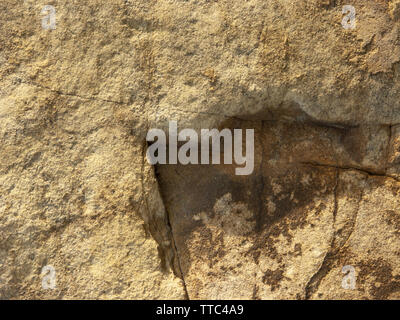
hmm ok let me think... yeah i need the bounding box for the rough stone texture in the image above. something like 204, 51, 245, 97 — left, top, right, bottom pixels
1, 0, 399, 299
157, 120, 399, 299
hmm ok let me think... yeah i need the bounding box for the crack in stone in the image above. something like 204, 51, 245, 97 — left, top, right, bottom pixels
300, 161, 400, 183
386, 124, 393, 174
13, 80, 400, 131
19, 76, 400, 300
304, 167, 367, 299
18, 80, 258, 122
164, 204, 190, 300
139, 140, 189, 299
21, 81, 128, 105
153, 166, 190, 299
332, 169, 339, 222
304, 168, 339, 299
304, 238, 334, 299
339, 179, 365, 252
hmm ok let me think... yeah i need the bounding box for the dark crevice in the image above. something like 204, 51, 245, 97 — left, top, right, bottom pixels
139, 140, 189, 298
153, 165, 190, 299
138, 115, 399, 300
164, 204, 190, 300
300, 161, 400, 183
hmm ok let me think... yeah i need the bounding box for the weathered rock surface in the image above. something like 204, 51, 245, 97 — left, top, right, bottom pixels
157, 120, 399, 299
0, 0, 399, 299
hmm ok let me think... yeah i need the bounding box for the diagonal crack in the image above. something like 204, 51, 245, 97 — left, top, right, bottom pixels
21, 80, 128, 105
304, 168, 339, 299
140, 140, 189, 299
164, 203, 190, 299
19, 80, 258, 122
338, 178, 365, 252
304, 166, 367, 299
